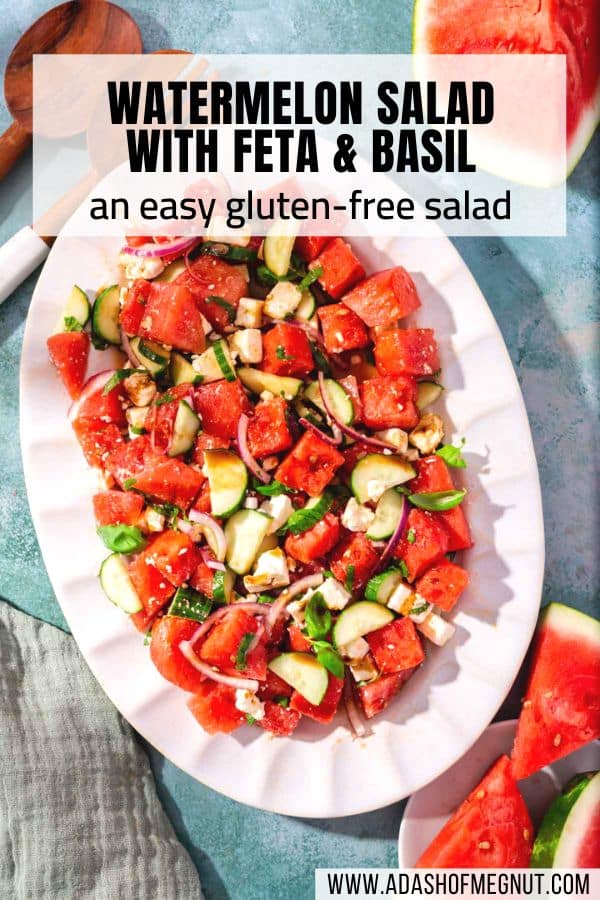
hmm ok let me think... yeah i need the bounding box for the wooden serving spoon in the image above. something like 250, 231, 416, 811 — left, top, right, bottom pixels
0, 0, 142, 180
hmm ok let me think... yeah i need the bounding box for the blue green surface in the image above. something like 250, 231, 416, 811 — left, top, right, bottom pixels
0, 2, 598, 897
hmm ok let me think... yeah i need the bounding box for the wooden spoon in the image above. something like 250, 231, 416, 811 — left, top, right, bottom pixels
1, 0, 142, 180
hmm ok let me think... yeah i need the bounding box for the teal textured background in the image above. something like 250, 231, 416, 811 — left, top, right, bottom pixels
0, 2, 598, 897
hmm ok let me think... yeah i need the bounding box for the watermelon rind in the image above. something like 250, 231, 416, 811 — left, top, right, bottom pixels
541, 602, 600, 645
531, 772, 598, 868
412, 0, 600, 179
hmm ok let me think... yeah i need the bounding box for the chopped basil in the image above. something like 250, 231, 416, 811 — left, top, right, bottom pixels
206, 295, 235, 323
409, 603, 429, 616
397, 559, 409, 579
168, 586, 212, 623
275, 345, 295, 361
245, 714, 257, 726
143, 630, 152, 646
97, 524, 146, 554
256, 593, 275, 605
102, 369, 132, 395
345, 564, 355, 592
298, 267, 322, 290
304, 592, 332, 640
436, 439, 467, 469
253, 479, 294, 497
409, 489, 467, 511
316, 645, 344, 679
407, 528, 416, 544
123, 478, 137, 490
235, 632, 256, 671
256, 263, 288, 285
322, 569, 334, 579
155, 392, 175, 406
283, 493, 333, 535
309, 340, 331, 375
63, 315, 83, 333
151, 502, 181, 528
274, 696, 290, 708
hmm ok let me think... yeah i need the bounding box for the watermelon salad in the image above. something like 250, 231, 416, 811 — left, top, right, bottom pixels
47, 230, 473, 738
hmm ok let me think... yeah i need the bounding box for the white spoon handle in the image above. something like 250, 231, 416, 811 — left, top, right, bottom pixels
0, 226, 49, 305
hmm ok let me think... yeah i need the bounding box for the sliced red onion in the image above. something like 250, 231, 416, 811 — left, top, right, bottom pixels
264, 572, 325, 634
344, 671, 372, 738
188, 509, 227, 561
237, 413, 271, 484
199, 547, 226, 571
317, 372, 397, 451
189, 601, 268, 647
68, 370, 115, 423
121, 331, 141, 368
375, 495, 409, 572
120, 236, 200, 259
298, 416, 342, 447
176, 518, 194, 536
179, 641, 258, 691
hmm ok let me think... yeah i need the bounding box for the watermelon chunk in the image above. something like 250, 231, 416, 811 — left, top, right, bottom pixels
531, 771, 600, 868
511, 603, 600, 780
416, 755, 534, 868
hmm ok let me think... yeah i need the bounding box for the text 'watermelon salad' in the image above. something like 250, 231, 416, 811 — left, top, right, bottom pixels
47, 229, 473, 738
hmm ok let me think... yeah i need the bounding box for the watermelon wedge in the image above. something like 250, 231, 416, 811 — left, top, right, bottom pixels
511, 603, 600, 780
531, 771, 600, 868
413, 0, 600, 177
416, 755, 534, 868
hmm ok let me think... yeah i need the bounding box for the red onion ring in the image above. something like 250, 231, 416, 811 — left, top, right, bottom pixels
237, 413, 271, 484
121, 331, 142, 368
68, 370, 115, 423
317, 372, 397, 451
298, 416, 342, 447
264, 572, 325, 634
199, 547, 226, 571
120, 236, 200, 259
373, 494, 409, 572
179, 642, 259, 691
344, 671, 372, 738
188, 510, 227, 561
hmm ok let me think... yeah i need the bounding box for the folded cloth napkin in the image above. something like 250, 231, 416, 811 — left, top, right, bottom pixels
0, 602, 202, 900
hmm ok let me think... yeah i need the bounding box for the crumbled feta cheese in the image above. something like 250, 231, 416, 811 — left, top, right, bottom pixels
244, 496, 259, 509
260, 390, 274, 401
366, 479, 388, 503
228, 328, 263, 364
286, 598, 308, 626
119, 254, 165, 281
123, 371, 157, 407
260, 495, 293, 534
386, 581, 414, 614
338, 636, 370, 660
243, 548, 290, 592
234, 689, 265, 720
374, 429, 409, 453
264, 281, 302, 320
199, 313, 213, 336
138, 508, 166, 533
319, 577, 351, 611
235, 297, 264, 329
407, 594, 433, 624
417, 611, 455, 646
206, 215, 251, 247
341, 497, 376, 533
349, 655, 378, 684
409, 414, 445, 455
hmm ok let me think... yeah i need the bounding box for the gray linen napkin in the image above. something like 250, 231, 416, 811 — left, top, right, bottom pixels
0, 602, 202, 900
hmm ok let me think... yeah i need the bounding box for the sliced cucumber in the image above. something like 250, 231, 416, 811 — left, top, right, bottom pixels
126, 406, 148, 433
285, 493, 333, 535
168, 399, 200, 457
192, 340, 236, 384
304, 379, 354, 425
417, 381, 444, 410
268, 652, 329, 705
333, 601, 395, 649
131, 337, 171, 375
156, 258, 186, 283
263, 220, 297, 277
92, 285, 121, 345
99, 553, 142, 614
57, 284, 90, 332
351, 454, 416, 505
168, 586, 212, 622
212, 567, 235, 604
295, 289, 316, 322
364, 569, 403, 604
238, 366, 302, 400
171, 351, 203, 386
367, 489, 407, 541
204, 449, 248, 517
224, 509, 271, 574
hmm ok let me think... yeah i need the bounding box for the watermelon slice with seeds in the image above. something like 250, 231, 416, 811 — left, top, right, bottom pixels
511, 603, 600, 780
531, 771, 600, 868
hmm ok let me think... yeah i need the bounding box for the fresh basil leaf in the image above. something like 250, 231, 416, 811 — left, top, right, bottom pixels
123, 478, 137, 490
406, 528, 416, 544
436, 438, 467, 469
345, 564, 355, 592
256, 593, 275, 605
155, 392, 175, 406
253, 479, 294, 497
245, 714, 257, 725
168, 586, 212, 623
298, 267, 322, 291
103, 368, 137, 395
397, 559, 409, 579
316, 646, 344, 679
143, 630, 152, 646
304, 592, 332, 640
63, 315, 83, 333
256, 263, 290, 285
97, 524, 146, 554
235, 632, 256, 671
409, 489, 466, 511
274, 696, 290, 708
409, 603, 429, 616
275, 344, 294, 361
283, 493, 333, 535
309, 340, 331, 376
206, 295, 235, 323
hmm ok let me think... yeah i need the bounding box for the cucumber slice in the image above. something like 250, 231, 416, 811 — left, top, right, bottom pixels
99, 553, 143, 614
92, 285, 121, 345
204, 449, 248, 517
57, 285, 90, 332
168, 400, 200, 457
126, 406, 148, 432
268, 652, 329, 705
156, 258, 186, 283
238, 366, 302, 400
224, 509, 271, 574
417, 381, 444, 410
364, 569, 403, 604
263, 221, 298, 277
285, 493, 333, 535
304, 378, 354, 425
131, 338, 171, 375
213, 339, 236, 381
351, 454, 416, 504
367, 489, 407, 540
212, 568, 235, 604
170, 351, 203, 386
295, 289, 316, 322
333, 601, 395, 649
192, 340, 236, 384
168, 586, 212, 622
